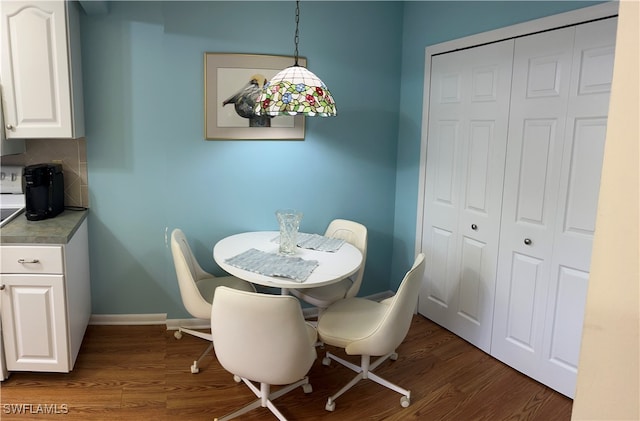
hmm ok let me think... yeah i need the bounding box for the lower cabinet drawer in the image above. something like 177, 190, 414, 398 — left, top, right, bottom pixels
0, 246, 63, 274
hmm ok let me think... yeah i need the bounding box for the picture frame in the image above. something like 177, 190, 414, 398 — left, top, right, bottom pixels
204, 53, 306, 140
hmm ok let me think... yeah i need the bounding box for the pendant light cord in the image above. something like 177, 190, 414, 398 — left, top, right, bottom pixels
294, 0, 300, 66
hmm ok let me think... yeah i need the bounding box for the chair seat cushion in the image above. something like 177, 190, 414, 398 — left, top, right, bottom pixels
197, 276, 255, 304
291, 278, 352, 308
317, 297, 389, 350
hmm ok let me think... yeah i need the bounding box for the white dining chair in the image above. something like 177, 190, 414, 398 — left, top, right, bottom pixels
290, 219, 367, 316
170, 228, 255, 373
211, 286, 318, 421
317, 253, 426, 412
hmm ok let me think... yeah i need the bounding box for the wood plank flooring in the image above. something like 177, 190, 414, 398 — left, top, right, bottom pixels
0, 315, 572, 420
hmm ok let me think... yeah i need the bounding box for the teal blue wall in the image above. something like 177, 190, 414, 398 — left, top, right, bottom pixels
81, 1, 404, 317
80, 1, 602, 317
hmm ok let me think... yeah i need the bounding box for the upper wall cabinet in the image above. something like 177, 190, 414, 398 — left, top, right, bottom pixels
0, 1, 85, 139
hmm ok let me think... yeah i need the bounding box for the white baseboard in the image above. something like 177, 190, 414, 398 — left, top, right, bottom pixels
166, 318, 209, 331
88, 291, 395, 328
89, 313, 167, 325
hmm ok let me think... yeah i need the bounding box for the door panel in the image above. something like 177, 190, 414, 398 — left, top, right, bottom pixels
465, 121, 493, 213
420, 39, 514, 352
427, 227, 455, 307
562, 118, 607, 235
526, 56, 564, 98
493, 18, 616, 398
577, 46, 615, 95
547, 266, 589, 371
504, 252, 543, 352
457, 236, 485, 324
492, 25, 576, 386
433, 121, 459, 206
540, 17, 617, 397
515, 119, 558, 225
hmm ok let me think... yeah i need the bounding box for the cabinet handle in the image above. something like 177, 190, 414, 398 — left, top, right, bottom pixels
6, 124, 14, 131
471, 224, 478, 230
17, 258, 40, 264
0, 285, 5, 290
524, 238, 532, 246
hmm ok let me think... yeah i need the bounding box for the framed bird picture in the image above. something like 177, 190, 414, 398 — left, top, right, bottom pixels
204, 53, 306, 140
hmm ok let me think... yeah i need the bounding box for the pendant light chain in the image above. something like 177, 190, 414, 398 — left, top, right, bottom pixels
294, 0, 300, 66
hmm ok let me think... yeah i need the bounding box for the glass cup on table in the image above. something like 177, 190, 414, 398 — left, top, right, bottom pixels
276, 209, 303, 255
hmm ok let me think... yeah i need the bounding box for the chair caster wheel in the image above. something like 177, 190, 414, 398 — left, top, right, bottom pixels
233, 375, 241, 383
400, 396, 410, 408
302, 383, 313, 394
190, 362, 199, 374
325, 399, 336, 412
390, 352, 398, 361
322, 357, 331, 366
174, 331, 182, 339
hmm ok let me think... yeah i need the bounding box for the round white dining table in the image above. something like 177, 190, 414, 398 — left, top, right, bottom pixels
213, 231, 363, 292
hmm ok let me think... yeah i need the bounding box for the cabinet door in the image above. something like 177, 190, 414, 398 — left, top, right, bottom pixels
0, 1, 73, 138
418, 39, 513, 352
0, 274, 69, 372
0, 95, 25, 155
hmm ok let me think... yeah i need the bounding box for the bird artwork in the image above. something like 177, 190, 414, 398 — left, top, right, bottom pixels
222, 74, 272, 127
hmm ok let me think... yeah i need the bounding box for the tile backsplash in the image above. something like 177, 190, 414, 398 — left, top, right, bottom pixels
0, 138, 88, 208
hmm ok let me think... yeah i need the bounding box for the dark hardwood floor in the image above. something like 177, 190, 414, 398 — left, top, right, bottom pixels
0, 315, 572, 420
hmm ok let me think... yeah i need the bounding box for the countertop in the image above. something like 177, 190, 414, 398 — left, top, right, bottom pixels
0, 210, 88, 244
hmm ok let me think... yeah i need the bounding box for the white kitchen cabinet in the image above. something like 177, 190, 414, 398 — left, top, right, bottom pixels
0, 96, 24, 155
0, 0, 85, 139
418, 16, 617, 398
0, 219, 90, 372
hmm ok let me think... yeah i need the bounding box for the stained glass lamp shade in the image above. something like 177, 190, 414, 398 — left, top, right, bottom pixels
254, 65, 337, 117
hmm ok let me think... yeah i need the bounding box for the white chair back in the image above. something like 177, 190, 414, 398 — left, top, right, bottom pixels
345, 253, 425, 357
171, 229, 211, 319
211, 287, 317, 385
325, 219, 368, 298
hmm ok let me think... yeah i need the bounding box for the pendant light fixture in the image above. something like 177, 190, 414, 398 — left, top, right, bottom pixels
254, 0, 336, 117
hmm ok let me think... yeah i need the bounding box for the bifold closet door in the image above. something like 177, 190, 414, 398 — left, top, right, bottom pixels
491, 18, 617, 398
418, 40, 513, 352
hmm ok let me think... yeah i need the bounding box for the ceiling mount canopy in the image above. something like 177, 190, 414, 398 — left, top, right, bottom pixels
254, 0, 337, 117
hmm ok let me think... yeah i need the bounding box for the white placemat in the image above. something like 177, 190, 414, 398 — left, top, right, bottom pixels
272, 233, 345, 252
225, 248, 319, 282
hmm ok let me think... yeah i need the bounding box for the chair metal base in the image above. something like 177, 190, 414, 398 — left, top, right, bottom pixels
322, 351, 410, 411
214, 376, 312, 421
174, 327, 213, 374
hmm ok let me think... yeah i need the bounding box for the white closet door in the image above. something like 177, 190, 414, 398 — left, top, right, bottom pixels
419, 40, 513, 352
491, 26, 575, 383
541, 17, 617, 397
491, 18, 616, 398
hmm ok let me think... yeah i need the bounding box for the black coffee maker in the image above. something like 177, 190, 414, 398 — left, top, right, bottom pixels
23, 163, 65, 221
